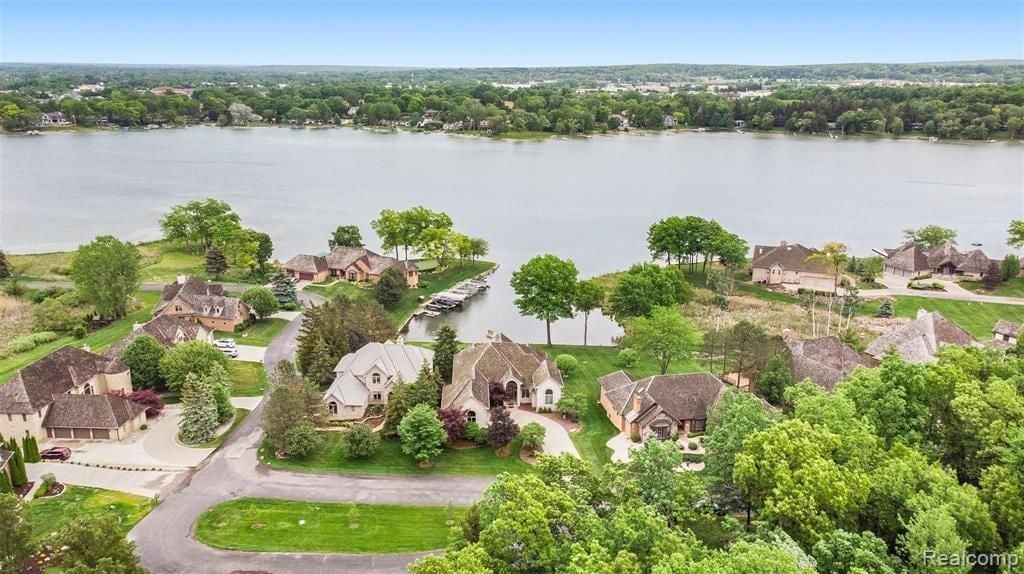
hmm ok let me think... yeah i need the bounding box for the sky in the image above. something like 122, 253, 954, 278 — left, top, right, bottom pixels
2, 1, 1022, 67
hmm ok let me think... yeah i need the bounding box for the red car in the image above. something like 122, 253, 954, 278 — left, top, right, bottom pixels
40, 447, 71, 461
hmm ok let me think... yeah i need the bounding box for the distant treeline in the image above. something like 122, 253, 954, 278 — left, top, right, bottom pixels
3, 76, 1024, 140
2, 60, 1023, 88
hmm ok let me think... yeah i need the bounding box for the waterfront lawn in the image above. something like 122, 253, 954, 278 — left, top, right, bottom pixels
198, 408, 251, 449
544, 344, 706, 467
0, 291, 160, 384
959, 277, 1024, 298
215, 318, 289, 347
260, 433, 530, 476
305, 260, 496, 325
196, 499, 462, 553
24, 486, 154, 543
228, 360, 269, 396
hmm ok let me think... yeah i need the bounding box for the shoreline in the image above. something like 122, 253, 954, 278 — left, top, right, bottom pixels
4, 122, 1019, 145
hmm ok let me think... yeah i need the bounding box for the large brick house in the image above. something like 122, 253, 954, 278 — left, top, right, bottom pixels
0, 346, 146, 441
283, 246, 419, 286
153, 276, 250, 332
599, 371, 726, 439
323, 342, 434, 420
104, 315, 214, 359
440, 334, 563, 427
882, 241, 992, 279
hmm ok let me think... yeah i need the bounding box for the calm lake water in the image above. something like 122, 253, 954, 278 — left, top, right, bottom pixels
1, 127, 1021, 344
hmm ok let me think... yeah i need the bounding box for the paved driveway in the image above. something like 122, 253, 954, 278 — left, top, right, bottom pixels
233, 344, 266, 362
511, 408, 579, 458
27, 462, 185, 498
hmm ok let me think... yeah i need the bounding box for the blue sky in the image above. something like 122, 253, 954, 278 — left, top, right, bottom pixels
2, 1, 1022, 67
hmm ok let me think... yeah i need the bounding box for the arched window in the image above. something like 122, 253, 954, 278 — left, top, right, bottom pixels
544, 389, 554, 405
83, 383, 94, 395
328, 402, 338, 415
372, 373, 381, 385
466, 410, 476, 423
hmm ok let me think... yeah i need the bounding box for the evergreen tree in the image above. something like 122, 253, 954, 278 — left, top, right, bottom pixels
178, 372, 219, 445
1002, 254, 1021, 282
6, 439, 27, 487
0, 492, 33, 567
374, 266, 407, 307
433, 323, 459, 383
208, 364, 235, 423
271, 270, 299, 306
305, 336, 338, 387
983, 260, 1003, 290
0, 469, 12, 494
0, 249, 10, 279
21, 435, 40, 463
877, 299, 894, 318
486, 407, 520, 456
204, 246, 229, 278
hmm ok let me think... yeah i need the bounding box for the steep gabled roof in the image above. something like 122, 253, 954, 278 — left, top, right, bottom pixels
283, 254, 328, 274
786, 336, 874, 392
884, 241, 931, 273
0, 346, 128, 414
751, 243, 830, 274
105, 316, 209, 358
993, 319, 1021, 339
43, 394, 146, 429
324, 343, 434, 406
866, 311, 975, 363
154, 276, 243, 320
442, 337, 563, 408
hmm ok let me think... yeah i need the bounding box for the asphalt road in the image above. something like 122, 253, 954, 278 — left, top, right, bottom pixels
131, 291, 492, 574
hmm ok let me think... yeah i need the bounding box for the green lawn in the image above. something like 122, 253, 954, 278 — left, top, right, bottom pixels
0, 291, 160, 384
260, 433, 530, 476
228, 360, 269, 396
960, 277, 1024, 298
594, 266, 798, 307
195, 499, 463, 553
305, 260, 496, 325
885, 296, 1024, 339
544, 344, 707, 467
23, 486, 154, 543
214, 318, 289, 347
197, 408, 251, 448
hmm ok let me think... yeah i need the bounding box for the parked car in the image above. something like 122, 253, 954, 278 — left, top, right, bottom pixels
213, 338, 236, 349
220, 346, 239, 358
40, 447, 71, 461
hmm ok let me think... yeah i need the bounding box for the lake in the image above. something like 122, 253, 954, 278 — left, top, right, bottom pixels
1, 127, 1021, 344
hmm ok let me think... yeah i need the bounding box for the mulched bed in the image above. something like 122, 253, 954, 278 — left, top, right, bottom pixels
21, 546, 55, 574
37, 481, 66, 498
520, 446, 541, 464
13, 481, 35, 498
447, 439, 482, 450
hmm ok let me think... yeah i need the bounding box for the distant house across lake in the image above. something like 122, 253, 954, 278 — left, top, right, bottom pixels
749, 241, 835, 292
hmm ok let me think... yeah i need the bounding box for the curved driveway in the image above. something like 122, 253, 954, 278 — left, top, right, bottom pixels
131, 291, 493, 574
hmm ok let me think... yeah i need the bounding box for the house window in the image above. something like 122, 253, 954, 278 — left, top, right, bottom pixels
372, 373, 381, 385
521, 387, 530, 399
372, 391, 382, 401
174, 305, 182, 312
328, 402, 338, 415
691, 419, 706, 432
544, 389, 554, 405
83, 383, 94, 395
348, 271, 357, 281
653, 423, 671, 440
467, 410, 476, 423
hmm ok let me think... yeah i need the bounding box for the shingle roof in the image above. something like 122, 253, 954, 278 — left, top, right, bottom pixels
884, 241, 931, 274
105, 316, 210, 359
442, 337, 563, 408
0, 346, 128, 414
750, 243, 830, 274
786, 336, 874, 392
598, 370, 636, 414
992, 319, 1021, 338
324, 343, 434, 406
633, 373, 727, 424
43, 394, 147, 429
319, 246, 411, 275
0, 450, 12, 469
866, 311, 976, 363
283, 254, 328, 274
154, 276, 243, 320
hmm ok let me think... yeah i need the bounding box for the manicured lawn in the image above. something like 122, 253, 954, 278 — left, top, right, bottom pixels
197, 408, 251, 449
0, 291, 160, 384
228, 360, 268, 396
260, 432, 530, 476
195, 499, 463, 553
544, 344, 706, 467
960, 277, 1024, 298
886, 296, 1024, 339
23, 486, 154, 543
305, 260, 496, 325
214, 318, 289, 347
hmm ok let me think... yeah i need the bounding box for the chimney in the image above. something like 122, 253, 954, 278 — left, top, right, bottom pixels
177, 275, 188, 285
631, 385, 644, 413
132, 322, 144, 331
916, 308, 928, 319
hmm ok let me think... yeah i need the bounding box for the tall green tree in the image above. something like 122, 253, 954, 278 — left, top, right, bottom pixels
703, 389, 774, 519
1008, 220, 1024, 249
329, 225, 364, 249
607, 263, 691, 321
178, 371, 219, 445
160, 198, 240, 252
158, 340, 230, 392
0, 249, 10, 279
433, 323, 459, 383
262, 361, 328, 454
903, 225, 957, 251
120, 335, 167, 390
270, 270, 299, 306
755, 354, 793, 406
69, 235, 141, 318
53, 515, 146, 574
399, 403, 447, 466
627, 306, 699, 374
204, 246, 228, 278
0, 493, 33, 568
572, 280, 605, 347
374, 266, 408, 307
510, 255, 579, 345
241, 286, 279, 319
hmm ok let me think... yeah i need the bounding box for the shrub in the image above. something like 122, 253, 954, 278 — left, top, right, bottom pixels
127, 389, 165, 418
486, 407, 520, 455
284, 421, 322, 459
9, 336, 39, 353
31, 331, 59, 344
464, 421, 488, 445
617, 348, 639, 368
681, 453, 703, 464
877, 299, 894, 318
630, 429, 641, 442
70, 323, 86, 338
1002, 254, 1021, 281
374, 266, 408, 308
28, 286, 72, 304
340, 423, 380, 459
688, 441, 699, 451
556, 394, 585, 423
520, 422, 546, 451
555, 354, 578, 376
437, 408, 468, 442
34, 473, 58, 498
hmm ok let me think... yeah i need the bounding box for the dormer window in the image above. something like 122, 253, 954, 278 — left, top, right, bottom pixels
328, 402, 338, 415
83, 382, 94, 395
203, 306, 211, 314
372, 373, 381, 385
